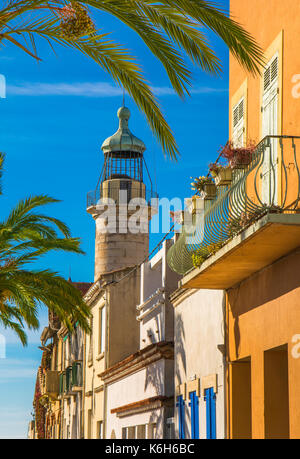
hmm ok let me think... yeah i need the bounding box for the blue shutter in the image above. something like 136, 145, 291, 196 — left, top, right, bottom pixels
189, 391, 199, 439
205, 388, 216, 439
176, 395, 185, 439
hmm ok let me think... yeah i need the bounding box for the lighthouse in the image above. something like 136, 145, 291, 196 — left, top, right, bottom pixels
87, 106, 156, 281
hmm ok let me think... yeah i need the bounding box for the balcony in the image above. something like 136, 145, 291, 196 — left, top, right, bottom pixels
59, 371, 65, 396
167, 136, 300, 289
87, 183, 158, 213
59, 363, 83, 396
44, 370, 60, 398
71, 361, 83, 391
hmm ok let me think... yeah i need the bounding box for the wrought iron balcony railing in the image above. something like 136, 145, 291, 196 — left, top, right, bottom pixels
59, 363, 83, 395
167, 135, 300, 275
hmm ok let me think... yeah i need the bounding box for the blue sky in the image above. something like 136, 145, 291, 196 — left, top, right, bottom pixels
0, 2, 229, 438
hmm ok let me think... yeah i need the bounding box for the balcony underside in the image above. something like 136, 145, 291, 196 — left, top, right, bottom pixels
180, 213, 300, 290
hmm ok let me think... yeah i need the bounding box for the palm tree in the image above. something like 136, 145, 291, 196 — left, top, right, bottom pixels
0, 0, 264, 160
0, 153, 90, 345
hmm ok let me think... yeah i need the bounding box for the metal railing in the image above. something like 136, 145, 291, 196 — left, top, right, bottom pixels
87, 184, 159, 208
167, 135, 300, 275
59, 363, 82, 395
71, 362, 82, 387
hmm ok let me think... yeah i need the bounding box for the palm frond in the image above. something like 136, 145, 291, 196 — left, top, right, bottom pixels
0, 0, 264, 160
0, 190, 90, 344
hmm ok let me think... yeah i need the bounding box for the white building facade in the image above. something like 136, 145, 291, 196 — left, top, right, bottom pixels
171, 288, 226, 439
102, 240, 180, 439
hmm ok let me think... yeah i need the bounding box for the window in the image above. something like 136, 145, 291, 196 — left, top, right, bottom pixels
127, 426, 136, 439
189, 391, 199, 439
232, 97, 245, 147
88, 317, 93, 364
147, 423, 157, 439
262, 54, 279, 137
122, 427, 127, 439
98, 306, 106, 355
176, 395, 185, 439
204, 388, 216, 439
97, 421, 103, 439
136, 424, 146, 439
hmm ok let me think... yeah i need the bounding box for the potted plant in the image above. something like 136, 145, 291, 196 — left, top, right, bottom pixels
191, 176, 216, 199
209, 163, 232, 186
220, 141, 256, 169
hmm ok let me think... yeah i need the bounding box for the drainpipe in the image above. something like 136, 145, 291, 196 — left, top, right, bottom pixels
82, 330, 86, 439
103, 288, 108, 439
224, 290, 230, 440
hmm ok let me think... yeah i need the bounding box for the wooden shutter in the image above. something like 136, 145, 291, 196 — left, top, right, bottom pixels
176, 395, 185, 439
189, 391, 200, 439
205, 388, 216, 439
232, 98, 245, 147
262, 53, 279, 205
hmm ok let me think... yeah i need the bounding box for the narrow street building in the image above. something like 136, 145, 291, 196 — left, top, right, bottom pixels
102, 239, 180, 439
170, 288, 225, 439
168, 0, 300, 440
30, 283, 90, 439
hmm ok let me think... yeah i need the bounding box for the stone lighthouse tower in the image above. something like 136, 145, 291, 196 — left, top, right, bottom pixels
87, 106, 156, 281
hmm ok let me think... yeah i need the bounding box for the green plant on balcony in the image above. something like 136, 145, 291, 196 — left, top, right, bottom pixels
191, 176, 216, 198
220, 141, 256, 169
192, 241, 224, 268
39, 394, 50, 408
227, 209, 268, 238
41, 346, 53, 370
268, 204, 282, 213
227, 217, 243, 237
208, 163, 223, 177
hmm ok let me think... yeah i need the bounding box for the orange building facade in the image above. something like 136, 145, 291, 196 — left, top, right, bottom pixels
227, 0, 300, 439
174, 0, 300, 440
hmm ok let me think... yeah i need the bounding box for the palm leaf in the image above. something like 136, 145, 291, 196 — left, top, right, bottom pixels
0, 0, 264, 160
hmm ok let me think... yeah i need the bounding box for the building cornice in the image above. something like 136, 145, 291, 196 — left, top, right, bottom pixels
111, 395, 174, 418
170, 287, 198, 308
99, 341, 174, 385
84, 281, 103, 305
84, 266, 139, 306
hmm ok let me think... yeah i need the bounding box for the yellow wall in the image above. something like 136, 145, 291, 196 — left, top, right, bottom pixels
227, 3, 300, 438
230, 0, 300, 141
227, 250, 300, 438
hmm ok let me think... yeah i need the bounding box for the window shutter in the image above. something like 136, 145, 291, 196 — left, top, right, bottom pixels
263, 54, 279, 94
232, 97, 245, 147
271, 56, 278, 83
189, 391, 199, 439
264, 66, 271, 92
205, 388, 216, 439
176, 395, 185, 439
